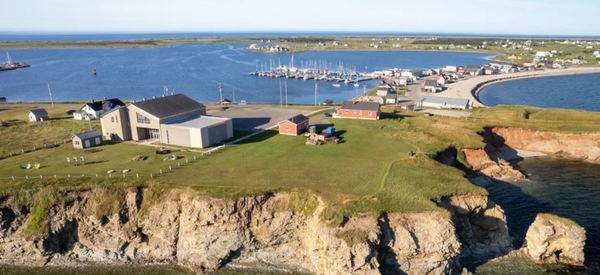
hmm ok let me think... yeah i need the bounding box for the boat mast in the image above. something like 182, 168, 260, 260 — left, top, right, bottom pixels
279, 80, 283, 108
6, 52, 11, 64
284, 80, 288, 108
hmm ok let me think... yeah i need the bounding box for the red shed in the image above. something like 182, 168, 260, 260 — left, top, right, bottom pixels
336, 101, 380, 120
278, 114, 309, 136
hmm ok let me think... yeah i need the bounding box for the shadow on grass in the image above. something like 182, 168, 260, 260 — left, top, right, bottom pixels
380, 111, 410, 120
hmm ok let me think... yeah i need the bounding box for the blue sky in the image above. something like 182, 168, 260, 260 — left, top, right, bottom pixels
1, 0, 599, 35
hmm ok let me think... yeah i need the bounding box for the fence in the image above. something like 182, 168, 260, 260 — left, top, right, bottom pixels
0, 146, 231, 183
0, 139, 72, 161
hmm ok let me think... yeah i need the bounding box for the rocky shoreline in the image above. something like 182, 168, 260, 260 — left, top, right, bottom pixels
0, 127, 595, 274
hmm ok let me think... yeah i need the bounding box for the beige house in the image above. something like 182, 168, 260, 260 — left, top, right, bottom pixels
100, 94, 233, 148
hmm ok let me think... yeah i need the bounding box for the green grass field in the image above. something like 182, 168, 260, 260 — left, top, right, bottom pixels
1, 104, 600, 223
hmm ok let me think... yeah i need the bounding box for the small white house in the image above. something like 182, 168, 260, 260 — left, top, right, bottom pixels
534, 51, 553, 62
436, 76, 446, 86
75, 98, 125, 120
28, 108, 48, 122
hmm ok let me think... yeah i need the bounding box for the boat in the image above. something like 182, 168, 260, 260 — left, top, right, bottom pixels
332, 83, 341, 88
353, 83, 360, 88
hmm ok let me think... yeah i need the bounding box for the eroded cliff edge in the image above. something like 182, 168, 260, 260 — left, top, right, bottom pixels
0, 188, 511, 274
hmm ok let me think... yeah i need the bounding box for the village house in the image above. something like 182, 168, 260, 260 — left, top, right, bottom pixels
422, 79, 440, 93
436, 76, 446, 86
334, 101, 380, 120
28, 108, 48, 122
278, 114, 309, 136
376, 83, 394, 97
464, 65, 482, 76
72, 130, 102, 149
420, 96, 470, 110
100, 94, 233, 149
74, 98, 125, 120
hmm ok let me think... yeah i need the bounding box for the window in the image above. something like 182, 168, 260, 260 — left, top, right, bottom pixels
111, 117, 114, 123
115, 116, 118, 123
136, 112, 150, 124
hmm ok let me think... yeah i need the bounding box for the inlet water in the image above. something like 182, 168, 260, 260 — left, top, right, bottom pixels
0, 43, 491, 104
480, 157, 600, 272
479, 73, 600, 112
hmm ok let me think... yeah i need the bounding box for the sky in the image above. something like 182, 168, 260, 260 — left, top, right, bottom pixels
1, 0, 599, 35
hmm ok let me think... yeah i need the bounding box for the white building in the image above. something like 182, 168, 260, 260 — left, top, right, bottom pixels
420, 96, 470, 110
74, 98, 125, 120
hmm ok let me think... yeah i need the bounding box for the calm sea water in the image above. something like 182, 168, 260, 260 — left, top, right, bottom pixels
479, 73, 600, 112
0, 43, 492, 104
479, 157, 600, 272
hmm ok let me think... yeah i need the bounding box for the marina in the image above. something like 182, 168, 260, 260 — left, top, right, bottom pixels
0, 43, 491, 103
249, 57, 377, 85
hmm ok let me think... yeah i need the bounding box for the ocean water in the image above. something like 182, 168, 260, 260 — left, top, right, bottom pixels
479, 73, 600, 112
0, 43, 491, 104
479, 157, 600, 272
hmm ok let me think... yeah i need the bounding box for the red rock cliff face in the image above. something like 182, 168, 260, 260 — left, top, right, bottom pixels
488, 128, 600, 164
462, 148, 525, 180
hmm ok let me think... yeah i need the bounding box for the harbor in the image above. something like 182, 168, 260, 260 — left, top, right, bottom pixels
249, 57, 378, 87
0, 52, 29, 72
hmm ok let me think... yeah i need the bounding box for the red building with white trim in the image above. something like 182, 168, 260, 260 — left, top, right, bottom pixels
335, 101, 380, 120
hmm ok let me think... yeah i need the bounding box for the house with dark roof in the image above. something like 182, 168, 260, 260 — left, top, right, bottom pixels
422, 79, 440, 93
74, 98, 125, 120
28, 108, 49, 122
335, 101, 380, 120
100, 94, 232, 148
278, 114, 309, 136
72, 130, 102, 149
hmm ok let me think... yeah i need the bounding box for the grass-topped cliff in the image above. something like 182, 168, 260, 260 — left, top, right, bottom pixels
1, 104, 600, 227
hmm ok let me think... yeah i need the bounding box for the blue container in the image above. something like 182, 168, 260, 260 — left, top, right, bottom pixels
323, 126, 336, 136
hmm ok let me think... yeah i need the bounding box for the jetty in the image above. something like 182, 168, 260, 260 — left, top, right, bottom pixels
0, 52, 30, 72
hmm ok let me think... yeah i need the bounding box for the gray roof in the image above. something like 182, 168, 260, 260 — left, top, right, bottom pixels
421, 96, 470, 108
340, 101, 380, 111
73, 130, 101, 140
132, 94, 204, 119
29, 108, 48, 117
424, 80, 438, 87
166, 115, 231, 128
286, 114, 309, 124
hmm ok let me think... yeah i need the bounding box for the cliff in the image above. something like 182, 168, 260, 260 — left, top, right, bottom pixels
487, 127, 600, 164
0, 188, 511, 274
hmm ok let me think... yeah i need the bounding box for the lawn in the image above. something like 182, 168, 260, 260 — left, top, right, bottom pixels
0, 105, 99, 157
1, 105, 600, 222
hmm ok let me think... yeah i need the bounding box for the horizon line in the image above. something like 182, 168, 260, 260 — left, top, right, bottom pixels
1, 30, 600, 39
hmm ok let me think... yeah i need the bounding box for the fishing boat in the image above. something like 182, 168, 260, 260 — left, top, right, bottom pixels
332, 83, 341, 88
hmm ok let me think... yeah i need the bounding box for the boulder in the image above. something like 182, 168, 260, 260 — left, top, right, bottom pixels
524, 213, 586, 266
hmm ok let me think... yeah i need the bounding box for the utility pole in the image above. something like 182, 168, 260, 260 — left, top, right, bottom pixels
284, 80, 288, 108
47, 83, 54, 107
218, 83, 223, 103
232, 87, 236, 103
314, 80, 318, 106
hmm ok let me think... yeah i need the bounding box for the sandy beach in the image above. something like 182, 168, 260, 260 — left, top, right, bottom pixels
438, 66, 600, 107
